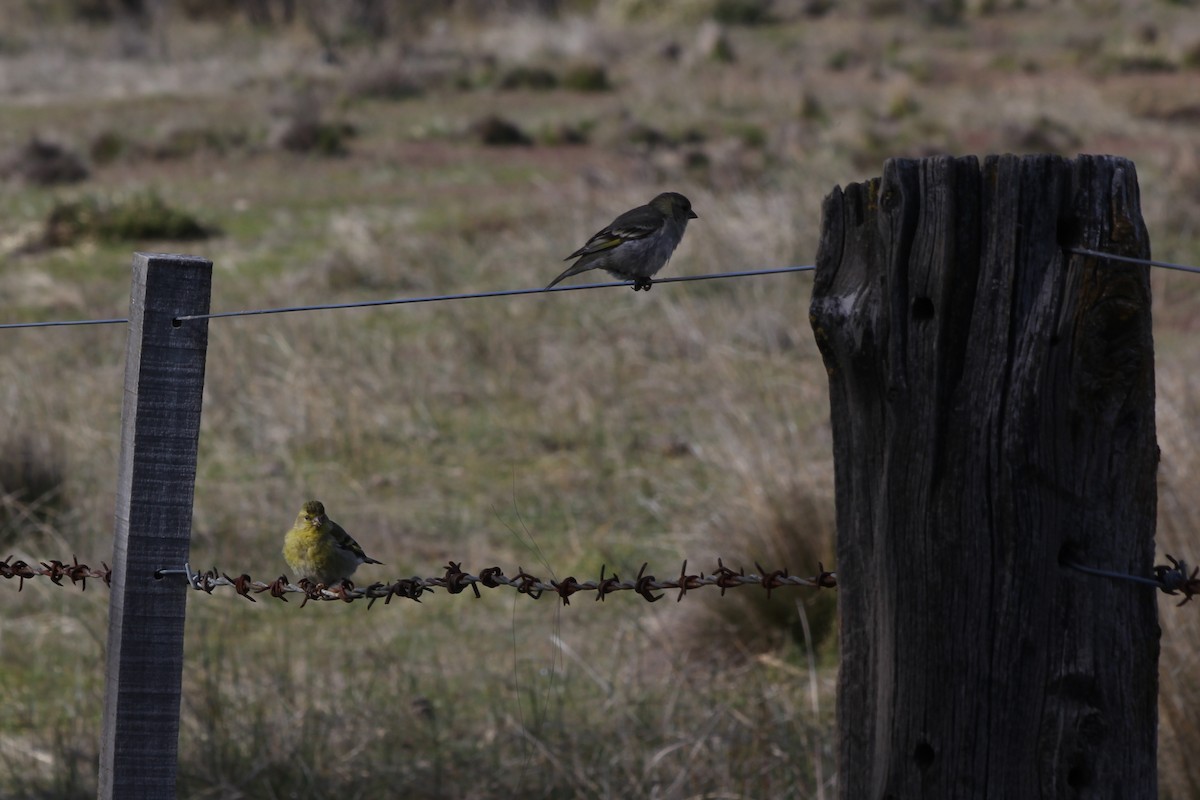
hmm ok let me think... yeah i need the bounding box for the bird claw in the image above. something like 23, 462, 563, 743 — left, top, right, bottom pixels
632, 277, 653, 291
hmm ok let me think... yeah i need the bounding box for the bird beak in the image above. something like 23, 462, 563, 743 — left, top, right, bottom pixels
688, 210, 699, 219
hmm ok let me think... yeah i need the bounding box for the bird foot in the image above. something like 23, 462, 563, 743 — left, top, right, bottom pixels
632, 277, 653, 291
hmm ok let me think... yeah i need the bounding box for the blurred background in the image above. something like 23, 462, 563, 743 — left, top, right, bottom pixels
0, 0, 1198, 797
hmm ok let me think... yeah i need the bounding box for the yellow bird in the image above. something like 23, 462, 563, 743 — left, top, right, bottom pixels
282, 499, 383, 586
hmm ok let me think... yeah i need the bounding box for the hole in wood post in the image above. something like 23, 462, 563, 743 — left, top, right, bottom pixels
911, 297, 935, 320
1057, 215, 1082, 250
913, 740, 935, 771
1057, 540, 1081, 567
1067, 762, 1092, 789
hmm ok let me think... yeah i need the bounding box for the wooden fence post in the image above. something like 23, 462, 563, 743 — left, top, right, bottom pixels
810, 155, 1158, 797
99, 253, 212, 800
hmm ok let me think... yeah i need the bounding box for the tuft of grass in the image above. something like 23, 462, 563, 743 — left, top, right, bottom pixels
1, 136, 89, 187
88, 130, 133, 166
1004, 115, 1081, 154
497, 64, 560, 91
470, 114, 533, 146
1099, 53, 1179, 75
269, 118, 356, 155
41, 190, 215, 247
696, 20, 737, 62
884, 91, 922, 121
346, 61, 426, 101
560, 62, 613, 92
680, 344, 838, 656
712, 0, 775, 25
537, 120, 591, 145
151, 125, 250, 160
827, 47, 862, 71
267, 85, 356, 155
0, 430, 66, 550
1181, 39, 1200, 70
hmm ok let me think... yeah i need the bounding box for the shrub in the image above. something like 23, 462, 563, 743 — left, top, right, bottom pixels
0, 431, 66, 549
560, 62, 612, 92
497, 65, 560, 91
712, 0, 774, 25
1, 136, 89, 186
42, 190, 214, 247
470, 115, 533, 146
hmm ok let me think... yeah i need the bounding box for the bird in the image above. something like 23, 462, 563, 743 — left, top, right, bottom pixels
282, 499, 383, 586
546, 192, 698, 291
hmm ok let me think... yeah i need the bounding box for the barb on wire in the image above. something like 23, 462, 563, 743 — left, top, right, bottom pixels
159, 559, 838, 607
1067, 247, 1200, 275
0, 555, 111, 591
1066, 553, 1200, 606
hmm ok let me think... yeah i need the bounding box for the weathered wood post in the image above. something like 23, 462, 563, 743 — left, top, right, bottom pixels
810, 155, 1158, 797
100, 253, 212, 799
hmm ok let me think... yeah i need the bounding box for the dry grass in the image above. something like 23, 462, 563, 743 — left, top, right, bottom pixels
1155, 348, 1200, 800
1, 2, 1199, 797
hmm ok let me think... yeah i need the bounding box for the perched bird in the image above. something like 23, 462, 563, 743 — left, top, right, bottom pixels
547, 192, 698, 291
282, 499, 383, 586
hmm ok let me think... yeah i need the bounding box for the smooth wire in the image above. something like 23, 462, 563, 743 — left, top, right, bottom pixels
0, 316, 128, 331
1068, 247, 1200, 275
173, 265, 817, 323
1065, 561, 1163, 589
0, 266, 813, 330
7, 248, 1200, 330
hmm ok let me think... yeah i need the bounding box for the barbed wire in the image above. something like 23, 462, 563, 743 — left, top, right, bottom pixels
0, 266, 814, 331
1067, 554, 1200, 606
8, 552, 1200, 607
3, 247, 1199, 331
0, 555, 111, 590
154, 560, 839, 606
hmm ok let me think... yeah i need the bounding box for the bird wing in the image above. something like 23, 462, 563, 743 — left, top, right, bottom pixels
565, 204, 662, 260
329, 521, 384, 564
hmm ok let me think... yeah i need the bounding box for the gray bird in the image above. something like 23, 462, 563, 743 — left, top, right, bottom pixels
547, 192, 698, 291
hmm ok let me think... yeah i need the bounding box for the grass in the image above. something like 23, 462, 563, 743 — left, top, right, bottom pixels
1, 2, 1199, 797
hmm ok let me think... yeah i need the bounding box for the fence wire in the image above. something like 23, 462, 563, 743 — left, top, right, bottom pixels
8, 553, 1200, 607
1067, 554, 1200, 606
159, 559, 838, 606
0, 556, 110, 590
2, 248, 1199, 331
0, 266, 815, 330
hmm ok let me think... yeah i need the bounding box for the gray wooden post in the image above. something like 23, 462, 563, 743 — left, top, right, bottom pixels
810, 155, 1158, 797
99, 253, 212, 800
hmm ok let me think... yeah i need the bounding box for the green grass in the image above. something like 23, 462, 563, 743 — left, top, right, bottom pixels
1, 3, 1200, 797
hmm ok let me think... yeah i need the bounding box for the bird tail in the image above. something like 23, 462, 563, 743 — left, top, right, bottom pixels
545, 260, 591, 290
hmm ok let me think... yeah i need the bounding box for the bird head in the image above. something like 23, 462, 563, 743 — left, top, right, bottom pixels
300, 499, 327, 527
650, 192, 698, 222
